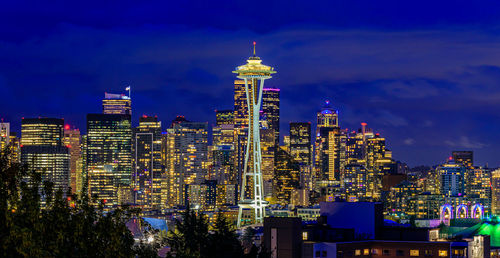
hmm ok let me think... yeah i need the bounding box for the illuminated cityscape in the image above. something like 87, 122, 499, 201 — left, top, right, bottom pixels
4, 2, 500, 256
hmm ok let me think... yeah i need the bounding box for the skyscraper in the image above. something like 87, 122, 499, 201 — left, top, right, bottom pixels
343, 124, 395, 201
133, 115, 163, 210
437, 158, 466, 197
0, 122, 20, 164
290, 122, 312, 165
262, 88, 280, 145
63, 126, 82, 194
164, 116, 208, 207
233, 43, 276, 227
21, 118, 65, 146
260, 128, 275, 198
86, 114, 132, 208
274, 147, 300, 206
234, 80, 250, 130
0, 122, 10, 150
289, 122, 312, 189
452, 151, 473, 168
21, 118, 70, 195
215, 110, 234, 126
103, 92, 131, 115
314, 100, 343, 183
213, 109, 235, 147
343, 164, 367, 202
491, 169, 500, 215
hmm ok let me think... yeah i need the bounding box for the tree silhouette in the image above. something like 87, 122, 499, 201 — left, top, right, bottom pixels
0, 147, 157, 257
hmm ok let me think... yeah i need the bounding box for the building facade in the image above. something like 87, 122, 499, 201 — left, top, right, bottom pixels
86, 114, 132, 208
133, 115, 163, 210
21, 118, 70, 196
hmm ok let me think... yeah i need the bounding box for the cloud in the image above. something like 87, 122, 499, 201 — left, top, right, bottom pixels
375, 110, 408, 127
445, 136, 487, 149
2, 8, 500, 166
404, 138, 415, 145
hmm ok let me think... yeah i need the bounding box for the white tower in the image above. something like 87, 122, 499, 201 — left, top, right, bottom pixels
234, 42, 276, 227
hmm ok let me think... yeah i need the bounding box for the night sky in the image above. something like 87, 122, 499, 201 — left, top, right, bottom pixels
2, 0, 500, 167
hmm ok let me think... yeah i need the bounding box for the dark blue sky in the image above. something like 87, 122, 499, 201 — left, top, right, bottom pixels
2, 0, 500, 167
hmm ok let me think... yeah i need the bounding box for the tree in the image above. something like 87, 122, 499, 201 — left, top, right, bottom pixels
0, 147, 157, 257
207, 212, 243, 258
166, 207, 210, 258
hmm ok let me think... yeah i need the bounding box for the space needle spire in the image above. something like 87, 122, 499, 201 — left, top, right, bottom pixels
233, 42, 276, 227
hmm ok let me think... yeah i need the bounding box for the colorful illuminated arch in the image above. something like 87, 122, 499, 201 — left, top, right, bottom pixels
456, 204, 468, 219
440, 204, 453, 222
471, 204, 484, 219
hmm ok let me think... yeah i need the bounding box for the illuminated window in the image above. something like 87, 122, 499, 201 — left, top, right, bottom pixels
439, 250, 448, 257
372, 249, 380, 255
410, 250, 420, 256
355, 249, 361, 256
302, 231, 308, 240
363, 249, 369, 255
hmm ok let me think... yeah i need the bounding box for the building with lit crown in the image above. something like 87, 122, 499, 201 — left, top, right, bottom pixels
102, 92, 131, 115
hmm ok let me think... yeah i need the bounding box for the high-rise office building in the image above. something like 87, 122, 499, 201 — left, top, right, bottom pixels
21, 118, 70, 195
21, 118, 64, 146
274, 147, 300, 206
133, 115, 163, 210
1, 122, 10, 150
491, 169, 500, 215
343, 124, 395, 201
342, 164, 367, 202
290, 122, 312, 189
437, 158, 466, 197
103, 92, 131, 115
164, 116, 208, 207
262, 88, 280, 145
365, 133, 389, 200
314, 100, 343, 182
63, 126, 82, 194
86, 114, 132, 208
234, 80, 250, 130
290, 122, 312, 165
211, 145, 236, 185
452, 151, 473, 168
0, 122, 20, 164
260, 128, 275, 198
215, 110, 234, 126
466, 167, 491, 199
385, 181, 421, 219
213, 124, 235, 147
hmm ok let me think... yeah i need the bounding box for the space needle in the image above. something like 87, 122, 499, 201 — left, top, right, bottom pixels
233, 42, 276, 227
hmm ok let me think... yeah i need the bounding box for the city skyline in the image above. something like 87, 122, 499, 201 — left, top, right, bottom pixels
2, 1, 500, 167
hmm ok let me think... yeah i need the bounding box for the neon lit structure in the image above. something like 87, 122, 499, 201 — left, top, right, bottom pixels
440, 204, 453, 223
456, 204, 468, 218
234, 42, 276, 227
440, 203, 485, 223
471, 204, 485, 219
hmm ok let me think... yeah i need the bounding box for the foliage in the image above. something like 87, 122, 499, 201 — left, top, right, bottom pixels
206, 211, 243, 258
166, 207, 210, 258
167, 209, 247, 258
0, 148, 158, 257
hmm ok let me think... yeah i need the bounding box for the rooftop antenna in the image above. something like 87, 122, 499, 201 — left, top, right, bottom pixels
125, 85, 131, 99
253, 41, 256, 56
